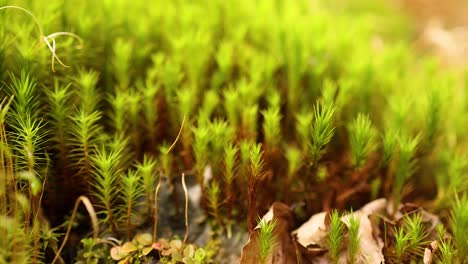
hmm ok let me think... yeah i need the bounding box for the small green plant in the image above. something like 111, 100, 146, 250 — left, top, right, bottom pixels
450, 194, 468, 263
296, 110, 313, 154
393, 213, 427, 262
69, 109, 102, 192
0, 1, 467, 263
436, 225, 455, 264
392, 134, 420, 213
136, 155, 157, 218
435, 152, 467, 208
109, 90, 129, 137
76, 238, 108, 264
310, 102, 336, 164
285, 145, 302, 201
262, 106, 282, 151
223, 143, 238, 219
393, 225, 408, 262
208, 120, 234, 172
110, 233, 161, 263
347, 113, 377, 168
120, 169, 144, 239
159, 239, 208, 264
347, 211, 360, 264
90, 143, 125, 235
138, 76, 160, 147
192, 125, 210, 188
206, 180, 222, 227
382, 128, 399, 166
257, 218, 278, 264
45, 80, 73, 167
247, 143, 267, 232
327, 210, 345, 264
241, 104, 258, 140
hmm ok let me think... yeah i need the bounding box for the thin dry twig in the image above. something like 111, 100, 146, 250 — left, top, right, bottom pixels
153, 170, 162, 243
153, 114, 186, 242
52, 196, 98, 264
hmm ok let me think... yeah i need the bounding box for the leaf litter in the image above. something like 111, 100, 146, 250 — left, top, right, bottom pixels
240, 198, 441, 264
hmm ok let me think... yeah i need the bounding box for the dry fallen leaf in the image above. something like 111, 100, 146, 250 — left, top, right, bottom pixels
293, 198, 387, 264
395, 203, 441, 238
423, 240, 439, 264
292, 212, 328, 248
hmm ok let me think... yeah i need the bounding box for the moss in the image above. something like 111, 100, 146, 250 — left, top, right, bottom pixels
0, 0, 466, 262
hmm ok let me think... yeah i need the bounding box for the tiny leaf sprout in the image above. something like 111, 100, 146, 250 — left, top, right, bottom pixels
0, 5, 83, 72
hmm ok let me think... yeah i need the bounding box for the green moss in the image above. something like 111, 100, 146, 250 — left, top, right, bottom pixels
0, 0, 466, 262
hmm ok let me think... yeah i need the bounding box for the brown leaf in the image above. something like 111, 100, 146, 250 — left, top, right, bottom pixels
292, 212, 328, 248
294, 198, 387, 264
424, 240, 439, 264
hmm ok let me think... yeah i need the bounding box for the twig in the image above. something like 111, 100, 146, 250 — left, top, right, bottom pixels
153, 170, 162, 242
52, 196, 98, 264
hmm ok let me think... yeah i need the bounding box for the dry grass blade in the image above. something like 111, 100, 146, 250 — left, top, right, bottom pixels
166, 113, 186, 155
182, 173, 189, 244
0, 5, 83, 72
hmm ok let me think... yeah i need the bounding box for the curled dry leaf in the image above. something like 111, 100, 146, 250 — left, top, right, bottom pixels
396, 203, 441, 237
242, 198, 440, 263
292, 212, 328, 248
424, 248, 433, 264
293, 198, 387, 264
423, 240, 439, 264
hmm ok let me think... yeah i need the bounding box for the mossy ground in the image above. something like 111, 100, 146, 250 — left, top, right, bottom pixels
0, 0, 467, 263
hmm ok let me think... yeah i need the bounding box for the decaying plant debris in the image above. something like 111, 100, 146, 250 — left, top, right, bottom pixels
239, 199, 444, 264
0, 0, 467, 263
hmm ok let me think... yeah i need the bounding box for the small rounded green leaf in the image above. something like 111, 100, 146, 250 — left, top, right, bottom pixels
110, 246, 128, 260
142, 246, 153, 256
118, 256, 131, 264
183, 256, 196, 264
183, 245, 195, 257
194, 248, 206, 262
134, 233, 153, 245
121, 242, 138, 253
172, 252, 183, 262
170, 239, 182, 250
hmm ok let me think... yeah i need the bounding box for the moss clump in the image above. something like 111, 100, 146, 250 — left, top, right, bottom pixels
0, 0, 466, 263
